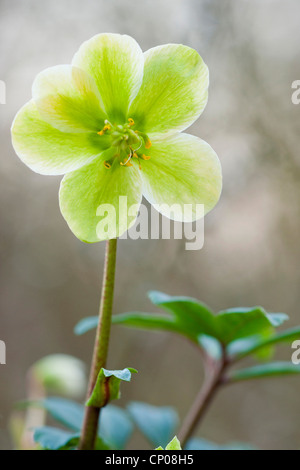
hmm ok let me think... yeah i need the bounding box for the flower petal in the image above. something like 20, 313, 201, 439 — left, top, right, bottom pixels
129, 44, 209, 138
11, 101, 108, 175
139, 133, 222, 221
59, 152, 143, 242
72, 33, 144, 123
32, 65, 107, 133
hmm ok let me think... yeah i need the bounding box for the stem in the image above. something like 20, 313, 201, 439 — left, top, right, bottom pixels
79, 238, 117, 450
178, 354, 228, 448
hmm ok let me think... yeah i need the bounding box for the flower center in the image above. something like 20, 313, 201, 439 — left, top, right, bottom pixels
97, 118, 151, 170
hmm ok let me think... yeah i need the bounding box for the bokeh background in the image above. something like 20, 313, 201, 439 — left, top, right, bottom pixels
1, 0, 300, 450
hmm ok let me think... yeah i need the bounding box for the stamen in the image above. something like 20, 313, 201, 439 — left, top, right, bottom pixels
141, 154, 151, 160
120, 150, 133, 166
103, 161, 111, 169
128, 118, 135, 126
97, 124, 111, 136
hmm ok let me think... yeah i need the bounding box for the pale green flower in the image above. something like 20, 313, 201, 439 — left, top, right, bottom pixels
12, 33, 222, 242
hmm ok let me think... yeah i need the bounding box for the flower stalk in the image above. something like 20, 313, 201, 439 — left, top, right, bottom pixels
79, 238, 117, 450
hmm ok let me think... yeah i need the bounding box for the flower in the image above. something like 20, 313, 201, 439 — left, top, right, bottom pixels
11, 33, 222, 242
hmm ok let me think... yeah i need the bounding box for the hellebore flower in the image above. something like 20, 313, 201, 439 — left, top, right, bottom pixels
11, 33, 222, 242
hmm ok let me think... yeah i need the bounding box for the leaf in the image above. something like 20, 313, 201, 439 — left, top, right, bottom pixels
112, 291, 291, 351
74, 316, 98, 335
148, 291, 217, 339
228, 362, 300, 382
156, 436, 182, 450
112, 313, 184, 335
266, 313, 289, 327
86, 368, 137, 408
100, 405, 133, 450
216, 307, 276, 345
127, 401, 179, 448
185, 438, 256, 450
198, 334, 223, 360
33, 427, 79, 450
165, 436, 182, 450
227, 326, 300, 360
38, 397, 84, 431
25, 397, 132, 450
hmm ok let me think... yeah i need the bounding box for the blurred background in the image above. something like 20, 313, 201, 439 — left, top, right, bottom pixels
1, 0, 300, 450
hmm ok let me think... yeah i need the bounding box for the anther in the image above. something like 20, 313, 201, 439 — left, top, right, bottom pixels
145, 139, 152, 149
128, 118, 135, 126
103, 161, 111, 169
98, 124, 111, 136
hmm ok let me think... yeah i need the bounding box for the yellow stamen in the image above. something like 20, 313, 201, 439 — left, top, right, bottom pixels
145, 139, 152, 149
133, 152, 138, 159
141, 154, 151, 160
128, 118, 135, 126
97, 124, 111, 136
103, 161, 111, 169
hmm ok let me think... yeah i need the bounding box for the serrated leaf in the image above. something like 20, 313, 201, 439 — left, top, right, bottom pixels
86, 368, 137, 408
74, 316, 98, 335
127, 401, 178, 448
228, 362, 300, 382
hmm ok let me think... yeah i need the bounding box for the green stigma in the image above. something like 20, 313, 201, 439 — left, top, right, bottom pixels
97, 118, 152, 169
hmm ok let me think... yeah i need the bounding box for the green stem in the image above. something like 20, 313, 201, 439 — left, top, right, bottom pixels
79, 238, 117, 450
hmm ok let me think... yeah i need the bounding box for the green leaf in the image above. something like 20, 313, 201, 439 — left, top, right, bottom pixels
198, 334, 223, 360
228, 325, 300, 360
216, 307, 276, 345
33, 427, 79, 450
156, 436, 182, 451
86, 368, 137, 408
100, 405, 133, 450
27, 397, 133, 450
127, 401, 178, 448
113, 292, 290, 349
38, 397, 83, 432
113, 313, 185, 335
185, 438, 255, 450
74, 316, 98, 335
267, 313, 289, 327
148, 291, 217, 339
165, 436, 182, 450
228, 362, 300, 382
